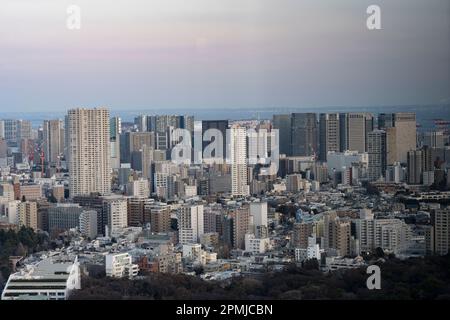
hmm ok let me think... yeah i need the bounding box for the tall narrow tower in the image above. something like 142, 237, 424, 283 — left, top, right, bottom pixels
67, 108, 111, 198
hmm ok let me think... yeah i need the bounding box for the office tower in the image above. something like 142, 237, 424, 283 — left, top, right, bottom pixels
127, 197, 152, 227
341, 113, 371, 153
229, 125, 249, 196
202, 120, 229, 160
104, 198, 128, 236
0, 138, 7, 159
18, 201, 38, 230
110, 117, 121, 169
378, 113, 394, 130
178, 204, 204, 244
291, 113, 317, 157
134, 115, 147, 132
367, 130, 387, 181
110, 117, 122, 138
66, 108, 111, 198
4, 119, 17, 141
433, 209, 450, 255
181, 115, 195, 133
319, 113, 340, 161
0, 120, 5, 139
43, 120, 64, 165
79, 210, 98, 239
421, 146, 434, 173
393, 113, 416, 163
364, 114, 374, 150
386, 127, 397, 166
423, 131, 445, 148
48, 204, 83, 233
16, 120, 32, 141
407, 150, 422, 184
272, 114, 292, 156
148, 202, 171, 233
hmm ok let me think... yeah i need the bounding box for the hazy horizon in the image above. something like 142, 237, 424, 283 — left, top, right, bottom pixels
1, 0, 450, 112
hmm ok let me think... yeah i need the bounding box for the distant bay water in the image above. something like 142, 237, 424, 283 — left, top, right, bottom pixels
1, 105, 449, 132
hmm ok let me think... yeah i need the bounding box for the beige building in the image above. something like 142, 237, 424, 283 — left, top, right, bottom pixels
18, 201, 38, 230
19, 184, 43, 201
43, 119, 64, 165
67, 108, 111, 197
393, 113, 417, 164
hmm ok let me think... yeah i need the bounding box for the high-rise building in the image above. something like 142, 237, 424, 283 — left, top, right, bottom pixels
3, 119, 17, 141
134, 115, 147, 132
148, 202, 171, 233
272, 114, 292, 156
355, 211, 412, 255
392, 113, 416, 164
43, 120, 64, 165
423, 131, 445, 148
433, 209, 450, 255
367, 130, 387, 181
127, 197, 152, 227
319, 113, 340, 161
79, 210, 98, 239
292, 222, 315, 249
407, 150, 422, 184
249, 201, 268, 238
378, 113, 394, 130
126, 179, 150, 198
66, 108, 111, 198
202, 120, 229, 161
16, 120, 32, 141
224, 207, 250, 249
18, 201, 38, 230
104, 198, 128, 236
291, 113, 317, 157
0, 120, 5, 139
178, 204, 204, 244
341, 113, 372, 153
229, 125, 249, 196
110, 117, 121, 169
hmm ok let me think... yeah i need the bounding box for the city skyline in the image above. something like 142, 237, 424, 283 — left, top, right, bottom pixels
1, 0, 449, 112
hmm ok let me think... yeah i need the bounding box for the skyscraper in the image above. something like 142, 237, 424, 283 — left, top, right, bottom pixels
393, 113, 417, 164
67, 108, 111, 197
341, 113, 371, 153
319, 113, 340, 161
291, 113, 317, 157
407, 149, 422, 184
367, 130, 387, 182
110, 117, 121, 169
202, 120, 229, 160
43, 120, 64, 165
272, 114, 292, 156
229, 125, 249, 196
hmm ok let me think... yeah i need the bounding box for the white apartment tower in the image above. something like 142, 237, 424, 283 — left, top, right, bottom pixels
67, 108, 111, 197
229, 125, 249, 196
178, 204, 204, 244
